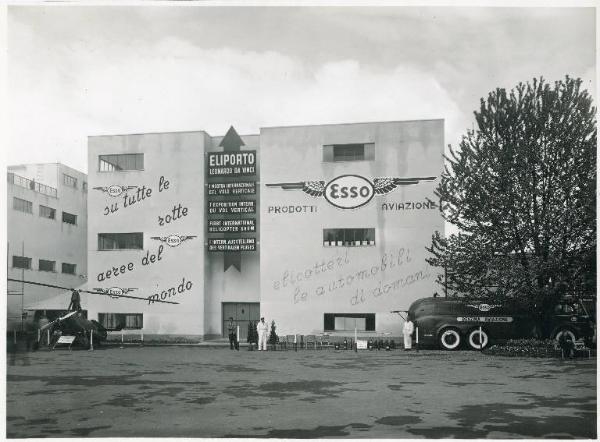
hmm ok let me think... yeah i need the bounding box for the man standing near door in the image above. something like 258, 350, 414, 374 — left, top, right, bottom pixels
257, 317, 269, 351
227, 317, 238, 350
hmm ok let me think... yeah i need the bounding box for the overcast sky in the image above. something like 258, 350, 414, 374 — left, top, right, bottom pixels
6, 5, 596, 173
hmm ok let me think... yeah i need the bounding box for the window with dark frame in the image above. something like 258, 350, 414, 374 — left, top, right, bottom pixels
323, 228, 375, 247
324, 313, 375, 332
98, 313, 143, 330
62, 263, 76, 274
63, 173, 78, 188
323, 143, 375, 162
13, 197, 32, 214
39, 259, 56, 272
12, 256, 32, 270
99, 154, 144, 172
98, 232, 143, 250
39, 205, 56, 220
62, 211, 77, 225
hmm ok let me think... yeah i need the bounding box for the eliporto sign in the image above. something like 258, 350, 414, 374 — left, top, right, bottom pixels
266, 174, 436, 210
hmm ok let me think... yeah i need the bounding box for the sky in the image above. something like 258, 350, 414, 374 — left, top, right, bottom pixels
5, 4, 596, 174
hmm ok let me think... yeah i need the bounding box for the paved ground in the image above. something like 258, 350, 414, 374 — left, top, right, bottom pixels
6, 345, 597, 438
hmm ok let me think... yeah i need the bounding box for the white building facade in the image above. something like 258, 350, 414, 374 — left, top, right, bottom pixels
61, 119, 443, 339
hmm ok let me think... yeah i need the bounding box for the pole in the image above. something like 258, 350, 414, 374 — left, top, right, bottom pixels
21, 241, 24, 333
479, 326, 483, 351
416, 327, 419, 352
141, 331, 144, 345
47, 329, 50, 346
236, 325, 240, 351
120, 329, 124, 349
444, 263, 448, 298
89, 330, 94, 351
37, 329, 40, 344
294, 334, 297, 352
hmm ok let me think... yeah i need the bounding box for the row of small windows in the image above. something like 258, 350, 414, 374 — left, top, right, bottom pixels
99, 154, 144, 172
98, 232, 143, 250
12, 256, 77, 274
98, 313, 143, 330
323, 228, 375, 247
95, 230, 374, 251
96, 144, 372, 173
323, 143, 375, 162
13, 198, 77, 225
63, 173, 78, 188
324, 313, 376, 332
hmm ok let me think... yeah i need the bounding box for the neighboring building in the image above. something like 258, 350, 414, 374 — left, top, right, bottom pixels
28, 119, 443, 339
7, 163, 88, 331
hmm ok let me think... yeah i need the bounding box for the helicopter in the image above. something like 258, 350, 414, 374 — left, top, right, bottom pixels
8, 278, 178, 350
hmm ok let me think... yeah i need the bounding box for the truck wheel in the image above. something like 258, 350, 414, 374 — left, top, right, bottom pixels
439, 328, 461, 350
467, 328, 489, 350
554, 329, 576, 343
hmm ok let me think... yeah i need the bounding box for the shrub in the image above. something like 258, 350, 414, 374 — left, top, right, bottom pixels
483, 338, 558, 357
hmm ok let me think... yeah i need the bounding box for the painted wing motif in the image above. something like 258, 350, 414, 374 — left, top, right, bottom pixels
150, 236, 168, 242
93, 186, 109, 192
373, 177, 436, 195
302, 181, 326, 197
179, 235, 197, 243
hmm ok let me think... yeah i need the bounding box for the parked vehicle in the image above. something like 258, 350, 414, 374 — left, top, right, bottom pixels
405, 297, 595, 350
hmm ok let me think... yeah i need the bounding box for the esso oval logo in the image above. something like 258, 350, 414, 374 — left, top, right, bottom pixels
108, 185, 124, 197
479, 304, 491, 312
166, 235, 182, 247
107, 287, 123, 298
324, 175, 375, 209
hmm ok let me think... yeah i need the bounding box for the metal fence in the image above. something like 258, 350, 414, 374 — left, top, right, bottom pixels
7, 172, 57, 198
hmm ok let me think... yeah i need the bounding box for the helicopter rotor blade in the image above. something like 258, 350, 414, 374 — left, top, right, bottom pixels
7, 278, 179, 305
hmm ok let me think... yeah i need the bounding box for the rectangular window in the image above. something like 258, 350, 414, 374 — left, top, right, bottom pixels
62, 212, 77, 225
324, 313, 375, 332
63, 173, 78, 188
39, 259, 56, 272
62, 263, 76, 274
13, 197, 32, 214
12, 256, 32, 270
98, 313, 143, 330
39, 205, 56, 220
98, 232, 143, 250
323, 228, 375, 247
99, 154, 144, 172
323, 143, 375, 162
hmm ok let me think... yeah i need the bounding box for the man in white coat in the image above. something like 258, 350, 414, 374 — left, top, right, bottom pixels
257, 317, 269, 351
403, 318, 414, 350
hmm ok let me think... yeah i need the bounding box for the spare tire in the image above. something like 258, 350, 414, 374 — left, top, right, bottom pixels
467, 328, 489, 350
439, 328, 461, 350
554, 328, 577, 343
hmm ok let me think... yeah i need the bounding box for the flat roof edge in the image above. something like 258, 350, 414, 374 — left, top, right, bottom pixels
259, 118, 445, 130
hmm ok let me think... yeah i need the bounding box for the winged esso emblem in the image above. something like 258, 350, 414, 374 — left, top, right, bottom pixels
266, 174, 436, 209
150, 234, 197, 247
93, 185, 138, 197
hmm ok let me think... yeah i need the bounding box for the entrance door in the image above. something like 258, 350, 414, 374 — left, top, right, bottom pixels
222, 302, 260, 341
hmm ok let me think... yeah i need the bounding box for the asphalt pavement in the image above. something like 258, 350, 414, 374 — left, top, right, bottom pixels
6, 345, 597, 438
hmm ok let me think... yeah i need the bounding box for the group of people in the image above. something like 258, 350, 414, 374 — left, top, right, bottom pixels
227, 316, 270, 351
226, 316, 417, 351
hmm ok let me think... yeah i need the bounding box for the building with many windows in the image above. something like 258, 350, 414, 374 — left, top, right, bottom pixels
7, 163, 88, 331
26, 120, 443, 339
